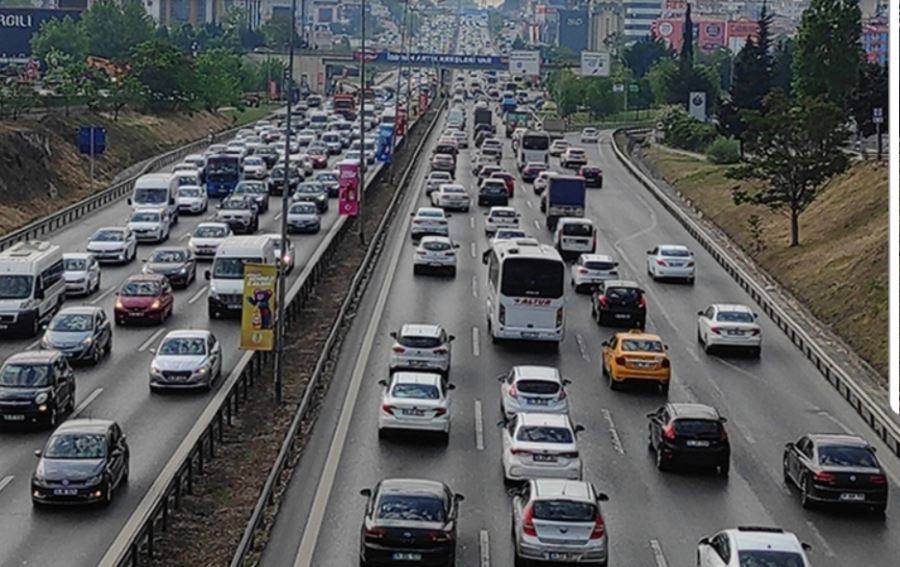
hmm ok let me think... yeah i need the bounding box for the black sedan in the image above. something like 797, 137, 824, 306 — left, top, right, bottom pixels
268, 166, 302, 196
291, 181, 329, 214
648, 403, 730, 475
783, 433, 888, 514
41, 306, 112, 365
31, 419, 129, 506
359, 478, 463, 567
520, 162, 548, 182
142, 246, 197, 288
233, 180, 271, 214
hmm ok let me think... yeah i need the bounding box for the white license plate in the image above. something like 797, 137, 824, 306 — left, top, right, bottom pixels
521, 332, 539, 339
128, 312, 144, 317
533, 454, 558, 463
525, 398, 549, 406
430, 262, 444, 267
727, 330, 744, 336
53, 488, 78, 496
401, 409, 426, 417
409, 360, 429, 367
686, 440, 711, 447
840, 493, 865, 502
392, 552, 422, 561
0, 324, 7, 329
614, 314, 630, 319
548, 552, 577, 560
2, 414, 25, 421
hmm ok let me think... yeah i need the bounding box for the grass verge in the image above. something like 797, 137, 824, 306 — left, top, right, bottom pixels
222, 105, 282, 127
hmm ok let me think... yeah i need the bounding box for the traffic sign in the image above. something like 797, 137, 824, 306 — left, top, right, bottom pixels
613, 84, 624, 93
873, 107, 884, 124
78, 126, 106, 155
628, 84, 639, 93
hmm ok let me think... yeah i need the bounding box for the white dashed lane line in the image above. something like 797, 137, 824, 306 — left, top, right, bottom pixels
71, 388, 104, 419
138, 328, 167, 352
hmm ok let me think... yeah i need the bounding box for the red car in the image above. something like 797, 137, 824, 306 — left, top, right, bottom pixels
490, 171, 516, 197
579, 165, 603, 188
307, 149, 329, 169
114, 274, 174, 326
521, 162, 549, 183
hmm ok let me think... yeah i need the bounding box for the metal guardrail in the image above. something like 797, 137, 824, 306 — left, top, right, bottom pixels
612, 128, 900, 458
96, 98, 443, 567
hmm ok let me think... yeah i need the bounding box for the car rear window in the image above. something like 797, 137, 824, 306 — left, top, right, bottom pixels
397, 335, 442, 349
561, 223, 592, 237
377, 494, 445, 522
737, 550, 805, 567
517, 426, 573, 444
716, 311, 754, 323
605, 287, 640, 303
673, 419, 721, 436
818, 445, 879, 468
660, 248, 691, 257
620, 339, 663, 352
423, 241, 452, 251
532, 500, 596, 522
516, 380, 560, 395
391, 383, 440, 400
493, 210, 516, 218
584, 261, 616, 271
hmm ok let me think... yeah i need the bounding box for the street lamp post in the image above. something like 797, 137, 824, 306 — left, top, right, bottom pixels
358, 0, 368, 246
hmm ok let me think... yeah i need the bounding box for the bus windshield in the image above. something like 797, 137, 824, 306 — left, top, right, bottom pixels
207, 158, 239, 177
522, 134, 550, 151
501, 258, 564, 299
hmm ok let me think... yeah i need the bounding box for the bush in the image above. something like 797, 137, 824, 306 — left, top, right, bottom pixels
659, 106, 717, 152
706, 136, 741, 164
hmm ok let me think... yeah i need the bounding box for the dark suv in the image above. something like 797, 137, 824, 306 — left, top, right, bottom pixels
648, 403, 731, 475
591, 280, 646, 328
579, 165, 603, 188
0, 351, 75, 428
268, 165, 302, 196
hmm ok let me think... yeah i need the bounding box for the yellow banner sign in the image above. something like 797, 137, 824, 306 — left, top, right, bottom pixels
240, 263, 277, 351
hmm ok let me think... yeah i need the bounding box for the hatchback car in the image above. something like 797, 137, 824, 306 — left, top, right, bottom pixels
188, 222, 231, 261
286, 202, 322, 234
580, 128, 599, 143
697, 304, 762, 357
389, 324, 454, 374
413, 236, 459, 277
87, 227, 137, 264
114, 274, 174, 326
697, 526, 812, 567
359, 479, 464, 567
579, 165, 603, 188
216, 195, 259, 234
648, 403, 730, 474
430, 153, 456, 176
484, 206, 519, 235
291, 181, 330, 213
63, 253, 101, 296
591, 280, 646, 328
142, 247, 197, 288
424, 171, 453, 195
31, 419, 129, 506
646, 244, 695, 283
410, 207, 450, 239
41, 307, 112, 366
149, 330, 223, 392
127, 208, 170, 243
511, 480, 610, 566
0, 351, 75, 428
241, 156, 268, 179
175, 185, 208, 214
502, 412, 584, 483
378, 372, 455, 440
560, 148, 588, 169
570, 254, 619, 293
430, 184, 471, 211
499, 366, 570, 420
601, 330, 671, 392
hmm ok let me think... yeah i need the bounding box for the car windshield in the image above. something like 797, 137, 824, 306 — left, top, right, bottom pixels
212, 257, 262, 279
423, 241, 452, 252
178, 188, 201, 198
236, 183, 266, 194
44, 433, 107, 460
64, 258, 87, 271
527, 163, 547, 171
716, 311, 755, 323
290, 204, 317, 215
131, 211, 160, 223
133, 188, 167, 203
391, 383, 441, 400
151, 250, 187, 263
517, 426, 573, 443
317, 173, 338, 182
496, 230, 526, 239
661, 248, 691, 257
377, 494, 445, 522
738, 550, 806, 567
533, 500, 595, 522
176, 175, 197, 186
621, 339, 663, 352
50, 313, 93, 332
93, 230, 124, 242
245, 158, 263, 166
193, 226, 227, 238
0, 275, 34, 299
0, 364, 50, 387
818, 445, 879, 468
121, 281, 160, 296
297, 183, 323, 194
158, 337, 206, 356
562, 223, 592, 236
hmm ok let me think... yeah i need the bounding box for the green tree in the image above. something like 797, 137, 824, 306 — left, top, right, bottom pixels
728, 91, 850, 246
194, 49, 243, 110
106, 74, 144, 120
31, 16, 87, 61
261, 15, 299, 50
623, 35, 673, 79
43, 49, 91, 116
128, 40, 196, 109
771, 38, 794, 96
0, 80, 37, 120
849, 62, 888, 138
793, 0, 862, 110
80, 0, 154, 60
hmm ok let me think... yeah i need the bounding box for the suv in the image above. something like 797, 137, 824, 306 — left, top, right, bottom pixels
389, 324, 454, 375
697, 527, 812, 567
216, 195, 259, 234
591, 280, 646, 328
268, 165, 302, 196
648, 403, 730, 474
0, 351, 75, 428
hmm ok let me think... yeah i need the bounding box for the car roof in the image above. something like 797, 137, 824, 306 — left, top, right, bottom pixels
416, 207, 445, 215
162, 329, 212, 340
399, 323, 444, 337
727, 527, 805, 554
490, 206, 516, 213
55, 306, 103, 317
658, 244, 690, 252
518, 412, 571, 428
391, 372, 444, 387
151, 246, 190, 254
379, 478, 447, 498
808, 433, 870, 448
195, 222, 229, 230
711, 303, 753, 313
4, 350, 61, 365
52, 418, 114, 435
95, 227, 126, 233
63, 252, 93, 260
125, 273, 166, 283
533, 479, 592, 501
580, 254, 615, 263
513, 365, 561, 382
603, 279, 640, 288
615, 330, 663, 342
668, 403, 720, 421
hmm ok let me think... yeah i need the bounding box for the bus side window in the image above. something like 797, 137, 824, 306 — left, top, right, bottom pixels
488, 253, 499, 289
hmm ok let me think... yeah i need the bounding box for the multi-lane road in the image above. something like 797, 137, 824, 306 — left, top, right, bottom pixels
258, 103, 898, 567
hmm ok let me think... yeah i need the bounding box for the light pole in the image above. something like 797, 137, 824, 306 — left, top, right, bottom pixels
358, 0, 368, 246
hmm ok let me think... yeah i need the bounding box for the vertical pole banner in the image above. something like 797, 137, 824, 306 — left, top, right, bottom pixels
338, 159, 360, 216
396, 106, 407, 137
241, 263, 277, 351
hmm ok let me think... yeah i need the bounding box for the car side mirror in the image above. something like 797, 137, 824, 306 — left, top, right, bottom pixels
646, 412, 657, 419
453, 244, 460, 249
562, 379, 571, 386
360, 488, 372, 498
447, 383, 456, 390
698, 537, 711, 546
126, 198, 132, 205
784, 442, 794, 450
409, 212, 415, 217
574, 425, 585, 434
454, 493, 465, 502
753, 313, 759, 319
142, 258, 148, 263
34, 449, 42, 458
497, 419, 507, 428
719, 417, 728, 423
697, 310, 704, 316
801, 542, 812, 552
646, 250, 652, 255
596, 492, 609, 502
42, 323, 48, 330
448, 335, 456, 341
389, 331, 398, 339
149, 348, 156, 354
204, 271, 211, 281
377, 379, 388, 387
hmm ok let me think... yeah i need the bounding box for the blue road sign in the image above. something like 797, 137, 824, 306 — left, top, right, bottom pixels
78, 126, 106, 155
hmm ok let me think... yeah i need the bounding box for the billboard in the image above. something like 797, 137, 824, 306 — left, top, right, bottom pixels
355, 50, 507, 69
0, 8, 81, 64
338, 159, 360, 217
557, 8, 589, 54
241, 263, 277, 351
509, 50, 540, 76
581, 51, 611, 77
653, 17, 757, 53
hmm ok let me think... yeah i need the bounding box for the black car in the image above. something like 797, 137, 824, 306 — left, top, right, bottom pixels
360, 478, 463, 567
31, 419, 129, 506
521, 162, 549, 182
268, 166, 302, 196
0, 351, 75, 428
579, 165, 603, 188
477, 182, 509, 207
142, 246, 197, 288
255, 146, 280, 168
591, 280, 646, 328
783, 434, 888, 514
291, 181, 329, 213
41, 307, 112, 366
648, 403, 730, 475
474, 129, 491, 148
233, 180, 271, 214
473, 122, 495, 137
314, 171, 341, 197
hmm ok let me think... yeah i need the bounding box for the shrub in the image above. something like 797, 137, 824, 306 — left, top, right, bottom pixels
706, 136, 741, 164
659, 105, 717, 152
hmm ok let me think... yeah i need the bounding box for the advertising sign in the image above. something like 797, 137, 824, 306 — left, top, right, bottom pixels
0, 8, 80, 64
355, 50, 506, 69
395, 107, 407, 137
338, 159, 360, 217
557, 9, 589, 54
377, 124, 394, 164
418, 90, 429, 113
240, 263, 277, 351
689, 91, 707, 122
508, 50, 540, 76
580, 51, 611, 77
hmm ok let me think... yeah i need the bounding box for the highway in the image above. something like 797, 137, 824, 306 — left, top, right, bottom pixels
258, 103, 898, 567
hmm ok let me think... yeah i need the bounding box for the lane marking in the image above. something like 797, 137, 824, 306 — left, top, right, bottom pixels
650, 539, 669, 567
27, 338, 41, 350
472, 276, 478, 298
179, 232, 190, 240
275, 212, 283, 221
138, 328, 167, 352
472, 326, 481, 357
575, 333, 590, 362
601, 409, 625, 455
206, 213, 216, 220
188, 284, 209, 304
90, 286, 116, 305
470, 242, 477, 258
72, 388, 104, 418
0, 475, 13, 496
470, 217, 475, 229
526, 200, 533, 209
479, 529, 490, 566
533, 219, 540, 230
474, 400, 485, 451
805, 520, 837, 558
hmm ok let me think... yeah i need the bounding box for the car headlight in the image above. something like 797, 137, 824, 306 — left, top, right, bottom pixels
150, 300, 161, 310
85, 474, 104, 486
35, 392, 49, 405
195, 367, 208, 376
82, 336, 93, 347
115, 299, 124, 310
179, 267, 188, 275
150, 365, 162, 376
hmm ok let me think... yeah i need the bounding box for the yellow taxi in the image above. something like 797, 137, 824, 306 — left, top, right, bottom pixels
601, 330, 671, 393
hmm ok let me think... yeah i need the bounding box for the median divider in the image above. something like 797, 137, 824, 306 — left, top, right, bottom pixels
612, 128, 900, 458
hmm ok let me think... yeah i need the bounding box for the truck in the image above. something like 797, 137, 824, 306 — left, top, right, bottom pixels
474, 107, 493, 132
541, 174, 586, 231
541, 114, 567, 140
504, 110, 530, 138
333, 93, 356, 120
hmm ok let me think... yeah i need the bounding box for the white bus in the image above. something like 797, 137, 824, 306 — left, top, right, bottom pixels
516, 130, 551, 169
484, 238, 566, 345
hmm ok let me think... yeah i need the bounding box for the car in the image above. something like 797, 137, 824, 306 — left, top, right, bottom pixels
188, 222, 231, 261
313, 170, 340, 197
489, 171, 516, 197
579, 165, 603, 188
477, 179, 510, 207
499, 366, 570, 420
696, 304, 761, 357
447, 129, 468, 148
267, 165, 302, 196
501, 412, 584, 483
782, 433, 888, 513
476, 164, 503, 183
549, 139, 569, 157
648, 403, 730, 474
31, 419, 129, 506
646, 244, 695, 283
175, 185, 208, 215
377, 372, 455, 440
141, 246, 197, 288
521, 161, 549, 182
413, 236, 459, 277
388, 323, 454, 375
127, 208, 170, 243
601, 330, 670, 392
40, 306, 112, 365
470, 153, 496, 176
554, 217, 597, 261
478, 146, 503, 164
63, 253, 101, 296
269, 234, 296, 273
511, 480, 610, 567
424, 171, 453, 195
591, 279, 646, 328
0, 351, 75, 427
483, 206, 519, 234
86, 227, 137, 264
560, 147, 588, 169
216, 195, 259, 234
308, 146, 329, 169
320, 131, 344, 154
113, 274, 174, 326
232, 180, 271, 214
431, 153, 456, 176
570, 253, 619, 293
241, 156, 268, 179
286, 201, 321, 234
697, 526, 812, 567
580, 127, 599, 143
430, 184, 471, 211
410, 207, 449, 239
532, 171, 556, 195
359, 479, 463, 567
149, 330, 223, 392
292, 181, 330, 213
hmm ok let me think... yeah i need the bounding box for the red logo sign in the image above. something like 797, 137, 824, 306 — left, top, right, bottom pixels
338, 160, 360, 217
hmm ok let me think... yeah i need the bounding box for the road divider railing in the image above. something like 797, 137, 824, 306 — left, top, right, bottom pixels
612, 128, 900, 458
96, 96, 444, 567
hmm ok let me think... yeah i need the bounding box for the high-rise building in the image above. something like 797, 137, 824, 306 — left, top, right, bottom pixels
623, 0, 663, 39
588, 1, 623, 50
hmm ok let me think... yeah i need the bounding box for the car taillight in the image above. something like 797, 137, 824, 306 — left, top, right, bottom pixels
364, 525, 387, 540
686, 261, 695, 267
870, 474, 887, 485
429, 530, 452, 542
433, 408, 448, 417
522, 504, 537, 536
638, 296, 646, 308
556, 308, 563, 327
560, 451, 579, 458
412, 220, 422, 224
511, 448, 531, 456
615, 356, 626, 366
590, 513, 606, 539
814, 471, 837, 484
720, 428, 729, 442
750, 328, 761, 335
392, 346, 406, 353
499, 305, 506, 324
709, 326, 721, 335
381, 404, 395, 415
508, 384, 518, 399
597, 295, 608, 307
656, 259, 667, 266
662, 424, 676, 441
558, 388, 567, 401
577, 267, 589, 274
433, 347, 448, 354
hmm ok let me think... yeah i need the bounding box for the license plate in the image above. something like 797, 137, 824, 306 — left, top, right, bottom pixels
548, 552, 577, 560
401, 409, 426, 417
430, 262, 444, 267
53, 488, 78, 496
409, 360, 428, 367
534, 454, 558, 463
614, 314, 630, 319
727, 330, 744, 336
129, 312, 144, 317
392, 552, 422, 561
0, 324, 7, 329
686, 440, 711, 447
521, 332, 539, 339
525, 398, 549, 406
840, 493, 865, 502
2, 414, 25, 421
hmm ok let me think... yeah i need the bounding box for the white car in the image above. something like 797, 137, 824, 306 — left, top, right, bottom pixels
484, 206, 519, 235
549, 139, 569, 157
241, 156, 268, 180
86, 227, 137, 264
499, 366, 570, 420
286, 202, 321, 234
127, 208, 170, 243
63, 253, 101, 295
413, 236, 459, 277
410, 207, 450, 239
448, 129, 468, 148
580, 127, 599, 143
388, 323, 454, 374
554, 217, 596, 260
430, 184, 471, 211
697, 526, 812, 567
570, 254, 619, 293
188, 222, 232, 261
377, 372, 454, 440
176, 185, 208, 215
646, 244, 695, 283
502, 412, 584, 483
697, 303, 762, 357
489, 228, 528, 247
424, 171, 453, 195
560, 147, 588, 169
149, 330, 223, 392
533, 171, 556, 195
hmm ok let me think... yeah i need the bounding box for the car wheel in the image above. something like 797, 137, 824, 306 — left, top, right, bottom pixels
782, 456, 793, 486
65, 393, 75, 413
102, 480, 114, 507
47, 406, 58, 429
413, 265, 421, 275
121, 462, 129, 485
92, 346, 102, 366
608, 373, 620, 391
871, 502, 887, 517
448, 267, 456, 278
751, 346, 761, 359
30, 316, 39, 338
687, 276, 695, 285
659, 381, 670, 395
800, 476, 814, 509
656, 448, 669, 471
718, 460, 730, 477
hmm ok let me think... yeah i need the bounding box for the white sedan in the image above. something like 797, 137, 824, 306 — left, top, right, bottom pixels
501, 412, 584, 482
430, 184, 471, 211
86, 227, 138, 264
188, 222, 232, 261
127, 208, 170, 243
410, 207, 450, 239
646, 244, 695, 284
377, 372, 454, 441
697, 303, 762, 358
389, 323, 454, 375
580, 127, 599, 143
413, 236, 459, 277
549, 139, 569, 157
499, 366, 570, 420
484, 206, 520, 235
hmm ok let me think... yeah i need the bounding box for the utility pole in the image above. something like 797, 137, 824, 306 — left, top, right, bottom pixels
358, 0, 368, 246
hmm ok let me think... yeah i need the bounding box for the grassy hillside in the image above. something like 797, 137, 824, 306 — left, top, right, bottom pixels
643, 145, 888, 381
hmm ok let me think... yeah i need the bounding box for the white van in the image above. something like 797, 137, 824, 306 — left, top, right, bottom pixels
130, 173, 180, 225
554, 217, 597, 261
308, 111, 329, 132
0, 241, 65, 337
446, 108, 464, 129
205, 235, 278, 319
380, 108, 396, 127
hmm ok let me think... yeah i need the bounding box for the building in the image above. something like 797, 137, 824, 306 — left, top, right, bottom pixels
623, 0, 663, 39
651, 16, 759, 54
588, 2, 623, 51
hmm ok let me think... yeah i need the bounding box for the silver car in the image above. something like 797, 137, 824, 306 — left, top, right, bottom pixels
149, 330, 223, 392
176, 185, 208, 215
86, 227, 137, 264
501, 413, 584, 483
388, 324, 454, 375
499, 366, 570, 420
63, 253, 101, 295
188, 222, 231, 260
511, 479, 610, 566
